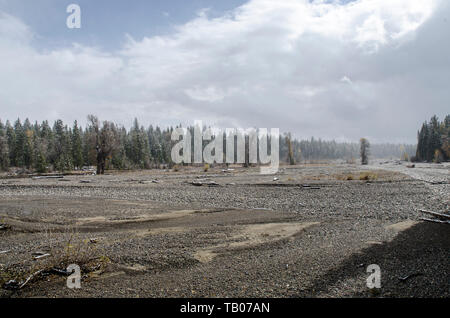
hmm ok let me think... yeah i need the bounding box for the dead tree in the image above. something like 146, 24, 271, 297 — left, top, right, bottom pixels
88, 115, 119, 175
360, 138, 370, 165
286, 134, 295, 165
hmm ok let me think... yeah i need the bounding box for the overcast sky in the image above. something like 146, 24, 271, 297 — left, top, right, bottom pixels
0, 0, 449, 143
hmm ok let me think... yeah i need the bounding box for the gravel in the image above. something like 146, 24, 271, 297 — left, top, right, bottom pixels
0, 163, 448, 298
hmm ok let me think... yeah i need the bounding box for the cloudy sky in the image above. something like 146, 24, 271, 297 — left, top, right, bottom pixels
0, 0, 448, 143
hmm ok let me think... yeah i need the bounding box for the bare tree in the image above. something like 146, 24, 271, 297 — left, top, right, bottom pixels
286, 133, 295, 165
360, 138, 370, 165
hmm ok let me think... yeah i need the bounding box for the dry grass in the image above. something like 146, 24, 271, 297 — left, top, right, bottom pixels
40, 227, 107, 270
1, 227, 110, 291
359, 172, 378, 181
334, 171, 379, 181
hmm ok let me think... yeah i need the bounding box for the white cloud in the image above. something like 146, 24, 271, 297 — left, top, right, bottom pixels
0, 12, 32, 45
0, 0, 447, 143
340, 76, 352, 85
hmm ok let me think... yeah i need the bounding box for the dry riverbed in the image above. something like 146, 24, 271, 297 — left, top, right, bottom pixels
0, 163, 448, 298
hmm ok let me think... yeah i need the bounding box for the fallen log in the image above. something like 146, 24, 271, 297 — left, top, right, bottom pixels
32, 175, 64, 180
420, 217, 450, 225
302, 185, 321, 189
419, 209, 450, 220
48, 268, 71, 276
19, 270, 43, 289
32, 251, 51, 260
3, 280, 20, 290
398, 272, 423, 282
0, 224, 10, 231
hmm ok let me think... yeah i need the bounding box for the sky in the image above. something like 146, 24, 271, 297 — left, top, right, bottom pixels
0, 0, 449, 143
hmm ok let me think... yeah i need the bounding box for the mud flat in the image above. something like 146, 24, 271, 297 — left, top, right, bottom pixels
0, 163, 448, 298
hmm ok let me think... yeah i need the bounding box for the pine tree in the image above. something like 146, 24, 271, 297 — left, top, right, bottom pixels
0, 120, 10, 170
52, 119, 73, 171
429, 115, 442, 161
6, 121, 15, 167
415, 115, 449, 162
129, 118, 150, 168
23, 119, 34, 169
13, 119, 25, 167
71, 121, 84, 169
34, 139, 47, 173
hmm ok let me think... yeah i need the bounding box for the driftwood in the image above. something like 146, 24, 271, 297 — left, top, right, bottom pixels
32, 251, 51, 260
19, 270, 43, 289
398, 272, 423, 282
191, 181, 219, 187
302, 185, 321, 190
419, 209, 450, 220
49, 268, 71, 276
2, 267, 70, 291
0, 224, 10, 231
419, 209, 450, 224
139, 180, 159, 184
32, 175, 64, 180
34, 254, 50, 260
420, 217, 450, 225
3, 280, 20, 290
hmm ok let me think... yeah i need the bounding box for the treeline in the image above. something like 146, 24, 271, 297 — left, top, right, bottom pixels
282, 137, 416, 163
0, 115, 417, 173
0, 116, 174, 173
415, 115, 450, 162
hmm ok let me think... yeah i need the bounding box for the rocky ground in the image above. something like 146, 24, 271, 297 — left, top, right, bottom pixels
0, 162, 448, 298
